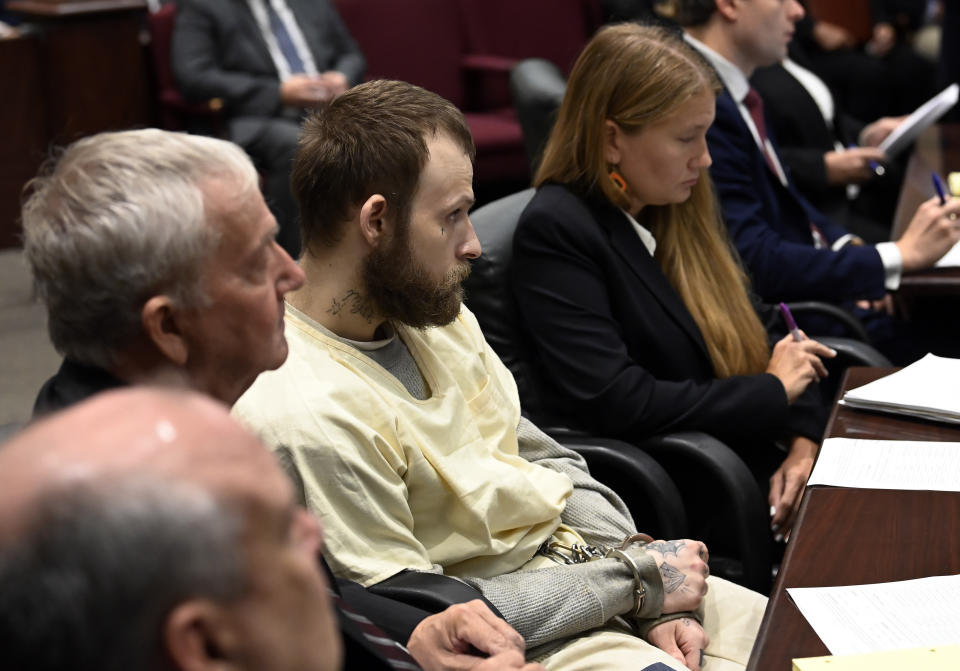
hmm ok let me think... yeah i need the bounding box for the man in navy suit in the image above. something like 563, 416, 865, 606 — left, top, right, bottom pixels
172, 0, 365, 256
669, 0, 960, 357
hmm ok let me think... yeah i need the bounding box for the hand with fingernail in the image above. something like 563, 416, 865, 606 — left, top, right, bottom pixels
769, 436, 818, 540
766, 333, 836, 403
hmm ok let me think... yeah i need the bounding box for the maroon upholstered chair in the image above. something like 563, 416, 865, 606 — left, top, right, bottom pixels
457, 0, 600, 76
146, 4, 223, 133
333, 0, 528, 182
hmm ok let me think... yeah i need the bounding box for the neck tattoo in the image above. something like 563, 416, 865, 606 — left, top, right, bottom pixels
327, 289, 374, 324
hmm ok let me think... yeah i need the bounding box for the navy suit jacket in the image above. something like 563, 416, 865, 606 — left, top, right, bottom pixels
707, 89, 887, 302
511, 184, 824, 449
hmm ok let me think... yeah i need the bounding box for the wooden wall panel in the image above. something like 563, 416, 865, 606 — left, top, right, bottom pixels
0, 34, 46, 249
1, 1, 152, 249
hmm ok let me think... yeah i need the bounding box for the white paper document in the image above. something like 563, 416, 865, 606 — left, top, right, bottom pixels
788, 575, 960, 656
839, 353, 960, 423
807, 437, 960, 491
878, 83, 959, 157
934, 240, 960, 268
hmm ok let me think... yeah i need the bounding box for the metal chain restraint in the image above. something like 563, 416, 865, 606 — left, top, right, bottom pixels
536, 539, 608, 565
536, 532, 655, 565
536, 533, 655, 617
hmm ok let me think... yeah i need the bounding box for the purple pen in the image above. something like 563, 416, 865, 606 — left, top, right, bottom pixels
779, 302, 803, 342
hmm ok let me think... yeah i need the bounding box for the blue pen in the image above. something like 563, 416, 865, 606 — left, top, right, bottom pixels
932, 172, 948, 205
847, 144, 884, 177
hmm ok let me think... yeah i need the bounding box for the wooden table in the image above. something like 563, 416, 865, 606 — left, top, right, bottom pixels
746, 367, 960, 670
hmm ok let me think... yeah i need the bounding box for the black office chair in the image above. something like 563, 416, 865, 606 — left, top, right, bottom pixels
510, 58, 566, 172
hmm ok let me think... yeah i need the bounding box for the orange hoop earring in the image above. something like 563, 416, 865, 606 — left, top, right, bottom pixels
609, 170, 627, 192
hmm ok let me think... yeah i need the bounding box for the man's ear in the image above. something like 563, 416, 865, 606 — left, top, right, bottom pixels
603, 120, 622, 166
358, 194, 389, 248
715, 0, 739, 22
164, 600, 241, 671
142, 295, 189, 366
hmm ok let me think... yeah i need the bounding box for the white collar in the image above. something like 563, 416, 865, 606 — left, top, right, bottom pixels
621, 210, 657, 256
684, 33, 750, 104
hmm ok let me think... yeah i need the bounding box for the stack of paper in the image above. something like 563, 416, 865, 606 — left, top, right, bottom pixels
793, 646, 960, 671
840, 353, 960, 423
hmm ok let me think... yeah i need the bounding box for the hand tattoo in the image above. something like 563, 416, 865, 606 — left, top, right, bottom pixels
646, 540, 686, 558
327, 289, 373, 323
659, 562, 685, 593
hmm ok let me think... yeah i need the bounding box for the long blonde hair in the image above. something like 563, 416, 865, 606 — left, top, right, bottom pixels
536, 24, 769, 377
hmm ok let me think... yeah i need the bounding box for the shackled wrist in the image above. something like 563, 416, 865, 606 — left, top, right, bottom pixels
608, 534, 663, 620
606, 547, 647, 617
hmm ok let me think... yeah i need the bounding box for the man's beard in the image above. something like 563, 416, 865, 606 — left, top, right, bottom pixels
362, 228, 471, 329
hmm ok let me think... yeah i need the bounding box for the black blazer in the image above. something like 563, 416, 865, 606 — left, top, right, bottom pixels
750, 62, 862, 201
510, 184, 823, 449
749, 60, 904, 242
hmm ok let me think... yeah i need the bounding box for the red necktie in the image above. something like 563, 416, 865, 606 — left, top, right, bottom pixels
742, 87, 778, 176
742, 87, 827, 248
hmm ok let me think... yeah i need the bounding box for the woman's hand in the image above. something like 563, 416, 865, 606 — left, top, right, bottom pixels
766, 333, 835, 403
769, 436, 818, 540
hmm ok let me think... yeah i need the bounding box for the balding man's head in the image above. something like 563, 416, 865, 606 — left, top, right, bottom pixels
0, 389, 340, 671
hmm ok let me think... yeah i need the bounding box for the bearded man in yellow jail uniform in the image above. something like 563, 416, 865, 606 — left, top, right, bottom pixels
235, 79, 767, 671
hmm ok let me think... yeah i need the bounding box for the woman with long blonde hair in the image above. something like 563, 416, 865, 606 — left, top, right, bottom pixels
511, 23, 834, 535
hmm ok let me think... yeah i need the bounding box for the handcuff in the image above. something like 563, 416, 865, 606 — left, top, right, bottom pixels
537, 532, 654, 617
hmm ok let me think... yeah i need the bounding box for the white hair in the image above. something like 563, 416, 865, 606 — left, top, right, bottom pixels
22, 129, 259, 369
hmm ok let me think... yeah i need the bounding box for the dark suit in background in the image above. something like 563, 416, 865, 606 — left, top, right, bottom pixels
750, 60, 904, 243
172, 0, 364, 255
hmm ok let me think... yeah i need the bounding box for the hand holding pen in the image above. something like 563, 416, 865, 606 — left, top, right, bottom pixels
932, 172, 958, 220
764, 304, 835, 404
893, 173, 960, 271
825, 145, 886, 183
